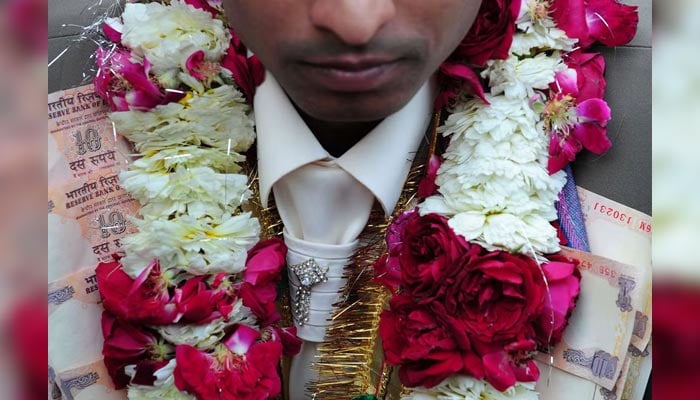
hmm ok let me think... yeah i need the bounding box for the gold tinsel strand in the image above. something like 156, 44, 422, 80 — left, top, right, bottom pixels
244, 111, 440, 399
308, 111, 441, 399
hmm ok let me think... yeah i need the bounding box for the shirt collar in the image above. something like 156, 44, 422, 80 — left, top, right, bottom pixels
255, 73, 435, 216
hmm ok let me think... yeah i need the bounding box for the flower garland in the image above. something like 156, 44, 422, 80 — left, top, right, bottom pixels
375, 0, 638, 398
90, 0, 638, 399
92, 1, 298, 399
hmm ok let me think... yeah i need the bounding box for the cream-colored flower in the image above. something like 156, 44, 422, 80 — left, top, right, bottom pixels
121, 212, 260, 277
128, 146, 245, 174
120, 0, 230, 85
120, 165, 250, 219
441, 95, 541, 142
111, 85, 255, 154
156, 301, 255, 350
421, 91, 566, 255
402, 375, 539, 400
512, 0, 576, 55
126, 360, 195, 400
483, 53, 564, 99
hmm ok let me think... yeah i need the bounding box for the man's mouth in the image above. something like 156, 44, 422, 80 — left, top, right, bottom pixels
297, 54, 406, 93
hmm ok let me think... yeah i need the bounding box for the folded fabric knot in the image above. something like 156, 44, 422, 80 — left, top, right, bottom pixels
284, 230, 358, 342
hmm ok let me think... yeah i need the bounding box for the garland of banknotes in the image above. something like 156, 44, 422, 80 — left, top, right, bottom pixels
89, 0, 638, 399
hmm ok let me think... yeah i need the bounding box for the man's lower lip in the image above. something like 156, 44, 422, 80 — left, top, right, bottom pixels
299, 62, 402, 92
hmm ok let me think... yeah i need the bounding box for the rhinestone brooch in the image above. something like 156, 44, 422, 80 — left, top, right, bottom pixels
289, 258, 328, 326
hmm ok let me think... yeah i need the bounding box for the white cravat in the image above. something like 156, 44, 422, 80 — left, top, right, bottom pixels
255, 74, 434, 399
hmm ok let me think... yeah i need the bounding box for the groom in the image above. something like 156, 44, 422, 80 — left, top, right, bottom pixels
222, 1, 485, 398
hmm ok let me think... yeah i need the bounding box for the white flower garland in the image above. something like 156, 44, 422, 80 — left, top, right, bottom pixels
118, 0, 231, 89
420, 0, 569, 259
403, 375, 539, 400
97, 2, 263, 396
411, 0, 589, 398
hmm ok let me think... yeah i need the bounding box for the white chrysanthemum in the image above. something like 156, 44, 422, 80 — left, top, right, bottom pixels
402, 375, 539, 400
483, 53, 564, 99
131, 146, 244, 174
120, 165, 250, 219
441, 95, 541, 142
430, 162, 564, 219
111, 86, 255, 154
421, 93, 566, 255
120, 0, 230, 85
511, 0, 576, 55
156, 301, 255, 350
126, 360, 195, 400
121, 212, 260, 277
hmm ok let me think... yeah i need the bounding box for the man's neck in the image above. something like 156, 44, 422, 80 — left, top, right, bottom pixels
299, 111, 381, 158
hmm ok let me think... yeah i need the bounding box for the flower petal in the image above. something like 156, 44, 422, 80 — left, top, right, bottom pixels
576, 98, 611, 125
586, 0, 639, 47
554, 68, 579, 96
223, 325, 261, 355
573, 122, 612, 154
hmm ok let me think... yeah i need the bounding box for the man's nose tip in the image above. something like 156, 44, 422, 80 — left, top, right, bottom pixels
310, 0, 396, 46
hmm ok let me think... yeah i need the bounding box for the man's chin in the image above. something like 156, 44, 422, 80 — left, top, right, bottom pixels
292, 93, 412, 123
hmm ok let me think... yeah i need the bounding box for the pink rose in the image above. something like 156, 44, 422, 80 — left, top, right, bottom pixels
174, 325, 284, 399
546, 60, 612, 174
239, 282, 281, 328
417, 154, 442, 199
474, 340, 540, 391
374, 210, 416, 292
243, 237, 287, 289
564, 50, 606, 100
221, 29, 265, 102
96, 259, 180, 325
174, 275, 231, 325
551, 0, 638, 50
270, 326, 303, 357
534, 256, 582, 345
93, 49, 184, 112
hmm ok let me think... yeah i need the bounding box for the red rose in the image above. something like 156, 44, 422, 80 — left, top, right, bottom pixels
399, 212, 471, 301
379, 294, 484, 388
222, 29, 265, 102
101, 312, 163, 389
435, 62, 488, 109
453, 0, 521, 66
446, 249, 547, 344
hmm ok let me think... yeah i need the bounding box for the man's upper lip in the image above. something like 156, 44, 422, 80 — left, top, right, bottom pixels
301, 54, 401, 71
